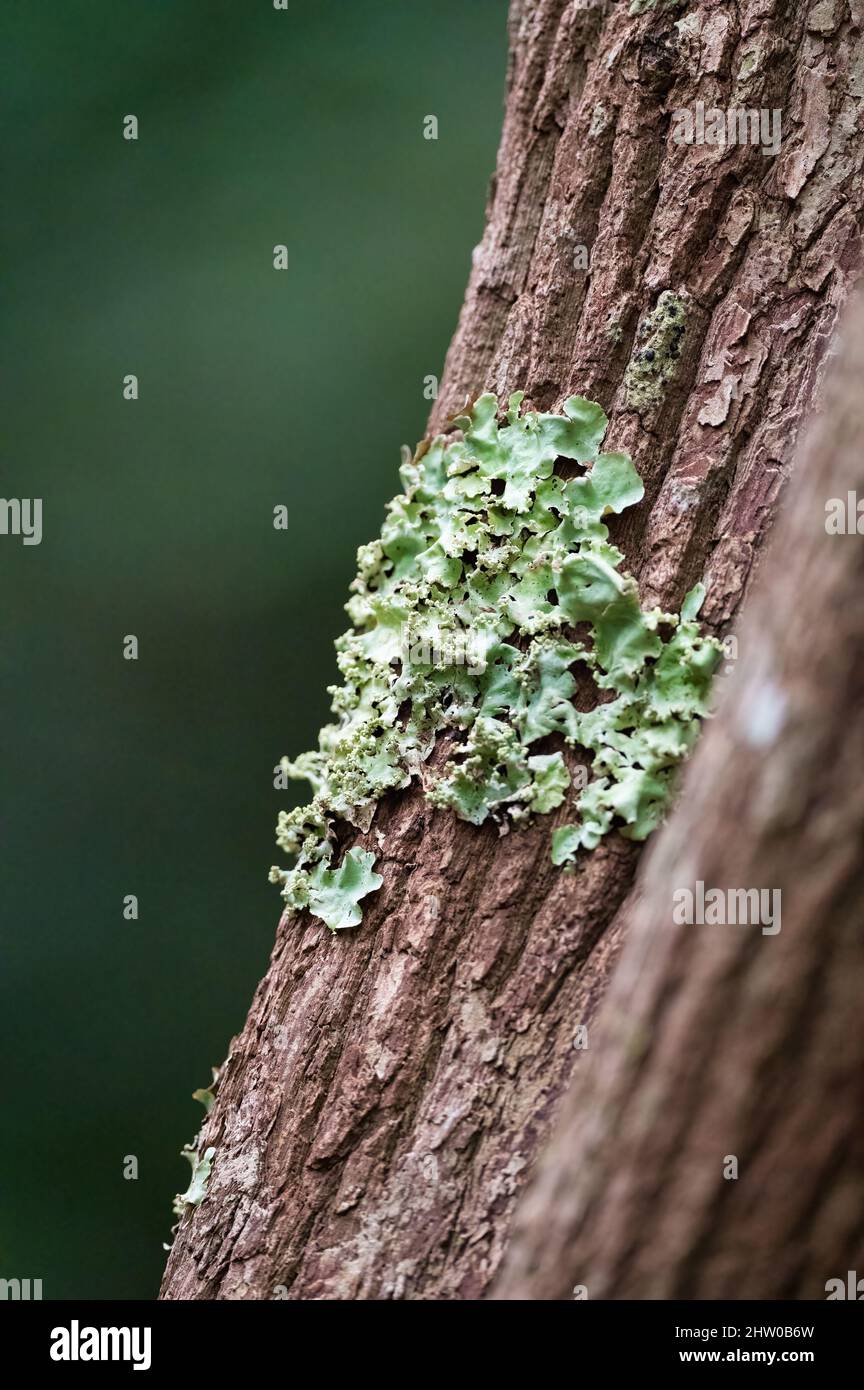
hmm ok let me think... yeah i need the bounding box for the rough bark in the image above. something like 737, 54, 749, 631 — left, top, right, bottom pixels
495, 290, 864, 1301
161, 0, 864, 1300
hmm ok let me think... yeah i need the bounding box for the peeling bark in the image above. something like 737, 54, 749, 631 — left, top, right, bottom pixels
495, 290, 864, 1301
161, 0, 864, 1300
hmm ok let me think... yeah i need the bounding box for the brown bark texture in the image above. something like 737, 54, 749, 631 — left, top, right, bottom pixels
495, 288, 864, 1301
161, 0, 864, 1299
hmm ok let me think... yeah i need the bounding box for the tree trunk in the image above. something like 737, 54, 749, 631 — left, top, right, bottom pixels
161, 0, 864, 1300
495, 289, 864, 1302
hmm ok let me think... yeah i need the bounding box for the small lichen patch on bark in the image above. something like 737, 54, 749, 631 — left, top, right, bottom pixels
806, 0, 840, 35
172, 1144, 216, 1219
623, 291, 688, 412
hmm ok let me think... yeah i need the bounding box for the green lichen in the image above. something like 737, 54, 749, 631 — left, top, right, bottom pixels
269, 847, 383, 932
172, 1144, 215, 1218
191, 1067, 219, 1114
271, 391, 720, 928
623, 291, 688, 412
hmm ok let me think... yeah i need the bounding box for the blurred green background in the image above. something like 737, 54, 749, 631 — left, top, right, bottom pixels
1, 0, 506, 1299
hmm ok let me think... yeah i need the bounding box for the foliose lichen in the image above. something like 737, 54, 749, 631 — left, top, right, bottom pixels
270, 391, 721, 930
172, 1143, 215, 1219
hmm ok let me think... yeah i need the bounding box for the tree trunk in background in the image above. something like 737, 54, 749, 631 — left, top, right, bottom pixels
162, 0, 864, 1299
495, 291, 864, 1302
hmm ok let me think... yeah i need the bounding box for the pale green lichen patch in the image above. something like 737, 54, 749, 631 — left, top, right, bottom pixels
191, 1067, 219, 1114
623, 291, 688, 412
270, 848, 383, 932
271, 392, 720, 928
172, 1144, 215, 1218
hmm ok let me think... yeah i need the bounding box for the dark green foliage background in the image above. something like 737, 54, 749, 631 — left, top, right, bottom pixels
1, 0, 506, 1298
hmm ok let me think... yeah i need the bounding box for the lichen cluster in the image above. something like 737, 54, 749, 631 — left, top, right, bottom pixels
270, 392, 720, 930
